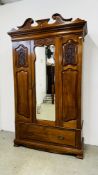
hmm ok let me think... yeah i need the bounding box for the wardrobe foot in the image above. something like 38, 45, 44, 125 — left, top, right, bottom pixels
76, 153, 83, 159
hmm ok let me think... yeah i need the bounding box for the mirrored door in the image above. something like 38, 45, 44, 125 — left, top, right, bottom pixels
35, 45, 55, 121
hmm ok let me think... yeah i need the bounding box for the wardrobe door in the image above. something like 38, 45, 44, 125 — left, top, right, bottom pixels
13, 41, 34, 123
61, 36, 83, 129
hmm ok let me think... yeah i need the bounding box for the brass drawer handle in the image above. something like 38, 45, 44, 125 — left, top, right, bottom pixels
58, 135, 64, 140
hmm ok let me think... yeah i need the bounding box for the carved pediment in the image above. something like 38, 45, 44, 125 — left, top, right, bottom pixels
17, 13, 73, 30
8, 13, 87, 38
18, 18, 34, 29
52, 13, 72, 24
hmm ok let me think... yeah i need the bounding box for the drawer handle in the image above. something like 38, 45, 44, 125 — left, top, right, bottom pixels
58, 135, 64, 140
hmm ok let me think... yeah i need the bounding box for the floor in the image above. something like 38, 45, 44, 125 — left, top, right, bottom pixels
0, 131, 98, 175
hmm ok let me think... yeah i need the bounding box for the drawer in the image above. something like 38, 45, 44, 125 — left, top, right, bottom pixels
19, 123, 75, 147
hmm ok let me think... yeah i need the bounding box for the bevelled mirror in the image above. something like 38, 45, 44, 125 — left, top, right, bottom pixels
35, 45, 55, 121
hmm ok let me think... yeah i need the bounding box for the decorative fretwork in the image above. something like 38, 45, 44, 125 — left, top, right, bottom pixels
16, 45, 28, 67
34, 38, 54, 47
63, 40, 77, 66
18, 48, 25, 66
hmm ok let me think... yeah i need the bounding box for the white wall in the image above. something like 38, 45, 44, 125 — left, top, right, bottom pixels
0, 0, 98, 145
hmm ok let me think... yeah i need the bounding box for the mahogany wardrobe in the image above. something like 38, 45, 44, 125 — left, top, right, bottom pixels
8, 13, 87, 159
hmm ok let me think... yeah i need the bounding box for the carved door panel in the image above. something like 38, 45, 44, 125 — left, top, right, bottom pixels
61, 36, 83, 128
13, 41, 33, 122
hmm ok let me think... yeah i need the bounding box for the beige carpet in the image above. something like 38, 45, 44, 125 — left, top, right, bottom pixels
0, 131, 98, 175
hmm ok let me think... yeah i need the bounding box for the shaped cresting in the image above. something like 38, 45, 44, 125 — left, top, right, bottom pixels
8, 14, 87, 159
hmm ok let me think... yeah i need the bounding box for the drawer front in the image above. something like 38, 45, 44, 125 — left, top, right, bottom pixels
19, 123, 75, 147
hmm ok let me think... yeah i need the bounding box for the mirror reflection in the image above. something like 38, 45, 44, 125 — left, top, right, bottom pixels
35, 45, 55, 121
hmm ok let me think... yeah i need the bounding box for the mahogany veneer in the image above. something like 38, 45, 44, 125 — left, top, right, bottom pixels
8, 13, 87, 159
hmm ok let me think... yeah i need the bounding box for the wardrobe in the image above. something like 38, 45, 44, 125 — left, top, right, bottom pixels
8, 13, 87, 158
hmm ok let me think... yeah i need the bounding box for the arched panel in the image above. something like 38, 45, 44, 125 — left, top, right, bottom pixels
62, 69, 79, 122
16, 70, 30, 117
15, 44, 28, 68
63, 39, 78, 66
